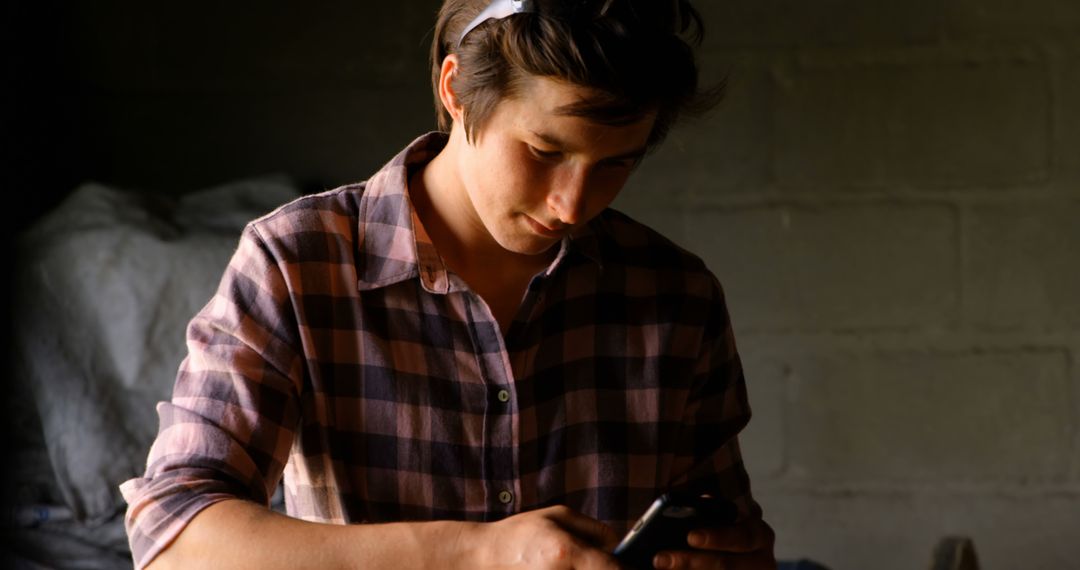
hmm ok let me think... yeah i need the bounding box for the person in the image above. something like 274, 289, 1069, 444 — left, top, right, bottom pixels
120, 0, 776, 568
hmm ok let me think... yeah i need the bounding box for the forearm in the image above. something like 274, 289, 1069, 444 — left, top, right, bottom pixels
146, 499, 469, 570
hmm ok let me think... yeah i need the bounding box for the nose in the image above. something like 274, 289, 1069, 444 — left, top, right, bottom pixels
547, 165, 589, 226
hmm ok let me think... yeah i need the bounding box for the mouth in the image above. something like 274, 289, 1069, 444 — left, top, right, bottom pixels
525, 215, 567, 238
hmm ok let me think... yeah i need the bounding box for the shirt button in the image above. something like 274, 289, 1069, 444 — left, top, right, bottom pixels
498, 490, 514, 504
497, 389, 511, 403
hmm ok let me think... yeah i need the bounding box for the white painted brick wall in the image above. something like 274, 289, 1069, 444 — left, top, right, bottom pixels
773, 52, 1051, 190
964, 199, 1080, 329
683, 203, 958, 331
783, 349, 1072, 482
763, 490, 1080, 570
625, 60, 774, 196
736, 353, 788, 478
1057, 50, 1080, 184
615, 2, 1080, 568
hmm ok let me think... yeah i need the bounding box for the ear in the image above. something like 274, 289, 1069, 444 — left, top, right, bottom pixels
438, 54, 465, 123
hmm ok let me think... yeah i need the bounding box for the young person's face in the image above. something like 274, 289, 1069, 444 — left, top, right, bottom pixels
455, 75, 656, 257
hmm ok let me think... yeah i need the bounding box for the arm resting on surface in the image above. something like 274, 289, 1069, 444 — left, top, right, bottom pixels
147, 500, 622, 570
145, 499, 465, 570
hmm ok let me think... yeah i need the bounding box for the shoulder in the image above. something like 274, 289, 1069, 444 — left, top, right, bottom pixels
249, 183, 365, 237
215, 184, 367, 282
589, 208, 719, 296
582, 209, 734, 345
243, 183, 367, 262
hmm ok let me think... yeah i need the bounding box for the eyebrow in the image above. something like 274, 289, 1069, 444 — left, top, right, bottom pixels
529, 130, 648, 163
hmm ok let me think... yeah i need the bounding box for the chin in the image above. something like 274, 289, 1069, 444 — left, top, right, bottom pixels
497, 234, 560, 257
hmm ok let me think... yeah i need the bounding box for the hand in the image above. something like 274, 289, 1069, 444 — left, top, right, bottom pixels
652, 518, 776, 570
460, 505, 623, 570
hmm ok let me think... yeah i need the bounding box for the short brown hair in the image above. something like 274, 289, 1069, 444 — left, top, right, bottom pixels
430, 0, 722, 149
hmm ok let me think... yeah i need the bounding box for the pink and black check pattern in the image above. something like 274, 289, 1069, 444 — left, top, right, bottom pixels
121, 132, 763, 569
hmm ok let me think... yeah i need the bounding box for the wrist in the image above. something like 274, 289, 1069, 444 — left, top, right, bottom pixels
412, 520, 482, 570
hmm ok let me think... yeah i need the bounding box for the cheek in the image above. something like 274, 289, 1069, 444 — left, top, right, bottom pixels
509, 158, 558, 202
488, 145, 538, 190
465, 145, 513, 202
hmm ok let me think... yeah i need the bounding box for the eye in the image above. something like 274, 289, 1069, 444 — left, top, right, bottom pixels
599, 157, 638, 171
527, 145, 562, 161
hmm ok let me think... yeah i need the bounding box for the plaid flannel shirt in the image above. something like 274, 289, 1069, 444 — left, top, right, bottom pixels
121, 132, 763, 569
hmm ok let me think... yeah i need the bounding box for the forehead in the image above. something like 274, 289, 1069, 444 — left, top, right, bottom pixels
512, 74, 599, 111
492, 75, 656, 150
510, 75, 646, 121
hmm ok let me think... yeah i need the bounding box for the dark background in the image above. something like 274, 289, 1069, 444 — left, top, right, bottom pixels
6, 1, 445, 229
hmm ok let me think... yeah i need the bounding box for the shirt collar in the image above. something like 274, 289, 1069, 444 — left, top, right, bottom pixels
356, 131, 603, 294
355, 132, 446, 293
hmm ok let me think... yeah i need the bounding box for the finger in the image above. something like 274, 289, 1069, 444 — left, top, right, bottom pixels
655, 550, 778, 570
542, 505, 621, 550
687, 519, 775, 553
653, 550, 724, 570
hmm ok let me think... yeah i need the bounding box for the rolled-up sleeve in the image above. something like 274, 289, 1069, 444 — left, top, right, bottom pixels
120, 225, 304, 569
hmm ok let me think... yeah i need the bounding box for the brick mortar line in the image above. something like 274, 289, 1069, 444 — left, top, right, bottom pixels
751, 482, 1080, 498
678, 190, 1080, 211
738, 330, 1079, 348
1068, 343, 1080, 480
735, 324, 1080, 337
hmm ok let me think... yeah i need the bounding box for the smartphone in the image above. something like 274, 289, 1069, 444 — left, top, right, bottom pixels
612, 492, 738, 569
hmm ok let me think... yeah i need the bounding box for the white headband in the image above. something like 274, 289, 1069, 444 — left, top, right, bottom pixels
455, 0, 684, 48
457, 0, 535, 47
